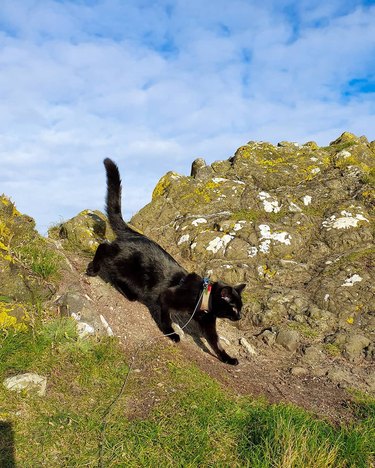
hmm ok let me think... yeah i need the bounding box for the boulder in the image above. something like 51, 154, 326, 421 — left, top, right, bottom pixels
48, 210, 111, 253
275, 329, 300, 352
343, 334, 371, 362
56, 292, 113, 337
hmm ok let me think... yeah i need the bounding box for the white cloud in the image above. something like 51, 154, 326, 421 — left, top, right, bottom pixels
0, 0, 374, 234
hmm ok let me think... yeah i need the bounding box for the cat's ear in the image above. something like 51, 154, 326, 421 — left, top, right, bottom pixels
234, 283, 246, 295
220, 287, 232, 299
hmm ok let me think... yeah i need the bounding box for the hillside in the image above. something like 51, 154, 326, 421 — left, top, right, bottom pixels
131, 131, 375, 393
1, 132, 374, 466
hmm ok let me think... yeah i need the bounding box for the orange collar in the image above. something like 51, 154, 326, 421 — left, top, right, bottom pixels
200, 281, 212, 312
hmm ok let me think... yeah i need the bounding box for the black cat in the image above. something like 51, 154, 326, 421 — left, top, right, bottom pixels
87, 158, 246, 365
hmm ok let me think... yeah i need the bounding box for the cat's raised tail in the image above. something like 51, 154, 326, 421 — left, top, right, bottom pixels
103, 158, 128, 235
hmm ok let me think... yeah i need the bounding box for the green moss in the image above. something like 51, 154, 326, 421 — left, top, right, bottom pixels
181, 180, 222, 204
361, 188, 375, 215
303, 141, 319, 150
260, 264, 277, 277
362, 168, 375, 186
232, 209, 285, 224
323, 343, 341, 357
289, 322, 319, 338
258, 156, 287, 171
232, 209, 259, 223
301, 204, 326, 218
328, 141, 357, 151
152, 175, 172, 199
266, 210, 286, 223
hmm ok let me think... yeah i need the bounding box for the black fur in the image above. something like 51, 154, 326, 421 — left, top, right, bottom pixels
87, 158, 246, 365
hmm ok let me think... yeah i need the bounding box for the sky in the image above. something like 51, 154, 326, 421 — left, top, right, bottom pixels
1, 0, 375, 235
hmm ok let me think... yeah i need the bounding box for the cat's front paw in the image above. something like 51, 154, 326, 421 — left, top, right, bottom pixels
168, 332, 181, 343
222, 356, 239, 366
86, 262, 98, 277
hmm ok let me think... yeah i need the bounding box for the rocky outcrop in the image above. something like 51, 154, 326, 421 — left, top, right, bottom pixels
48, 209, 114, 254
0, 195, 59, 332
131, 132, 374, 387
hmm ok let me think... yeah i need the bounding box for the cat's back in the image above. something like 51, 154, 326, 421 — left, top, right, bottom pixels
114, 231, 185, 281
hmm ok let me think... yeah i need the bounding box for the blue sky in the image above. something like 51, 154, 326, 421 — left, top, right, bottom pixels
1, 0, 374, 234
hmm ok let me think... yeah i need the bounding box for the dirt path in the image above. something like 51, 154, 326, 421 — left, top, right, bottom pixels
58, 252, 357, 425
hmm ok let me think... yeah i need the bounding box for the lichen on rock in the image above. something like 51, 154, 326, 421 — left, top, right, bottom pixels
48, 209, 112, 254
130, 132, 375, 387
0, 195, 60, 331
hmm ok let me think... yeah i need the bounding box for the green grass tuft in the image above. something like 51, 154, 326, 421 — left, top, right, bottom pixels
17, 241, 62, 280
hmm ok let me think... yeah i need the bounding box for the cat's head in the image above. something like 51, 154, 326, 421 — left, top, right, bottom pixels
211, 282, 246, 321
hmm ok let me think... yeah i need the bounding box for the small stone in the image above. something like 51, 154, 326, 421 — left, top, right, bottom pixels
260, 330, 276, 346
219, 335, 230, 345
311, 367, 328, 378
300, 346, 323, 365
326, 368, 352, 388
343, 334, 371, 362
240, 337, 257, 355
290, 366, 307, 377
4, 373, 47, 396
76, 321, 95, 338
276, 329, 300, 352
100, 314, 114, 336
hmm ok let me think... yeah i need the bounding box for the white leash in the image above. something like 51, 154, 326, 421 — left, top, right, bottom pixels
98, 286, 206, 467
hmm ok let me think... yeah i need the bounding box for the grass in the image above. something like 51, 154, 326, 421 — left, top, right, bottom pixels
0, 318, 374, 467
17, 242, 62, 280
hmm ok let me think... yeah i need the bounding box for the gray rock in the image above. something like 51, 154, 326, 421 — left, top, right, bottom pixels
76, 321, 96, 338
191, 158, 207, 177
364, 373, 375, 393
56, 291, 110, 337
239, 337, 257, 355
326, 368, 352, 388
290, 366, 307, 376
276, 329, 300, 352
343, 334, 371, 362
260, 329, 276, 346
48, 209, 110, 253
311, 367, 329, 378
4, 373, 47, 396
300, 346, 324, 365
127, 132, 374, 391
